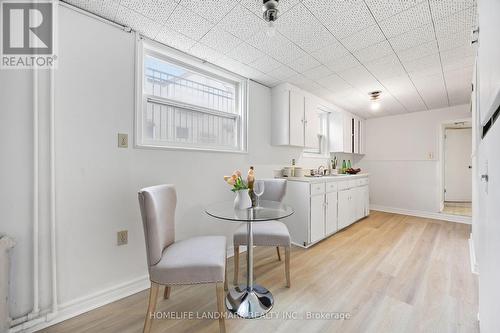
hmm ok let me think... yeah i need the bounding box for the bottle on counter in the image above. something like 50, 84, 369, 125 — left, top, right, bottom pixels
291, 158, 296, 177
341, 160, 346, 174
347, 160, 352, 169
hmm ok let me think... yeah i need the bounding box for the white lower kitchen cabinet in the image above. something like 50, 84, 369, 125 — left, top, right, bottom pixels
283, 174, 369, 248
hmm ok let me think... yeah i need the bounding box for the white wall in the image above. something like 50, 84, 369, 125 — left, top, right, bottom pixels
0, 5, 332, 323
359, 105, 471, 213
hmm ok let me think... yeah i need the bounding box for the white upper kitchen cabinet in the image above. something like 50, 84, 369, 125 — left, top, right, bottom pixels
304, 96, 322, 149
271, 83, 321, 148
329, 112, 365, 154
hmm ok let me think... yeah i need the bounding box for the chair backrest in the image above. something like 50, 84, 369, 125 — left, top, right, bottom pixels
260, 179, 287, 203
138, 184, 176, 267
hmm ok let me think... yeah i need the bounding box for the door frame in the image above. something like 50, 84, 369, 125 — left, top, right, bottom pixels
438, 118, 473, 212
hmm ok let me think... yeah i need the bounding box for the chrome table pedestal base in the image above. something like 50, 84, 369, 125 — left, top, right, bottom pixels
225, 284, 274, 319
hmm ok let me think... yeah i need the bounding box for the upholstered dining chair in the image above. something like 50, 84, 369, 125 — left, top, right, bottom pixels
138, 185, 228, 333
233, 179, 291, 287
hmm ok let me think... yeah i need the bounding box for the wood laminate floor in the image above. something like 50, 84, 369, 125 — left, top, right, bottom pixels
442, 202, 472, 217
40, 211, 478, 333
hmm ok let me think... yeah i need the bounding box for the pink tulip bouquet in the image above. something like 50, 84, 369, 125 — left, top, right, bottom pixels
224, 168, 255, 192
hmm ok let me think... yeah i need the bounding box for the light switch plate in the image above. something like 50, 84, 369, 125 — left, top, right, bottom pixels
117, 230, 128, 246
118, 133, 128, 148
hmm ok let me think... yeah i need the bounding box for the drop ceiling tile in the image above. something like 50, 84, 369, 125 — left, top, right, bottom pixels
316, 74, 352, 92
412, 73, 449, 109
199, 27, 242, 54
189, 43, 225, 63
252, 71, 282, 87
338, 65, 383, 92
302, 65, 333, 81
115, 6, 162, 38
211, 56, 247, 75
396, 40, 439, 63
247, 30, 307, 64
218, 4, 266, 40
341, 24, 386, 52
120, 0, 178, 22
156, 27, 197, 52
268, 66, 299, 81
429, 0, 476, 20
365, 54, 406, 80
66, 0, 120, 20
354, 41, 394, 63
434, 8, 477, 40
277, 4, 338, 53
180, 0, 237, 24
403, 53, 441, 73
365, 0, 425, 21
442, 55, 475, 72
165, 5, 215, 40
440, 46, 475, 63
324, 53, 360, 73
302, 0, 376, 39
437, 31, 473, 51
310, 41, 350, 65
240, 0, 301, 16
388, 23, 435, 51
249, 55, 283, 73
287, 55, 321, 73
226, 42, 265, 65
379, 2, 432, 38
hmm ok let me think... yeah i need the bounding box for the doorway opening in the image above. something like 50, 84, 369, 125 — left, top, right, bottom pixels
440, 120, 472, 217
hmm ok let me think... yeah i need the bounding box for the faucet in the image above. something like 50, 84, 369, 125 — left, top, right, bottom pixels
317, 165, 326, 176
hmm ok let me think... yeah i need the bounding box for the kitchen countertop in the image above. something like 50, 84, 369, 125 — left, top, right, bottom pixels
279, 173, 369, 183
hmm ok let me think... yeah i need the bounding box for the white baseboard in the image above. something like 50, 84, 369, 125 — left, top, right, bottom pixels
370, 205, 472, 224
10, 275, 150, 333
469, 235, 479, 275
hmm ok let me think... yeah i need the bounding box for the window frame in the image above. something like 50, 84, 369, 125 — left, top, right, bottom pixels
135, 37, 248, 153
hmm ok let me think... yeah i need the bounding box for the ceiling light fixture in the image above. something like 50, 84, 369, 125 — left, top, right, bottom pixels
369, 91, 382, 111
263, 0, 279, 37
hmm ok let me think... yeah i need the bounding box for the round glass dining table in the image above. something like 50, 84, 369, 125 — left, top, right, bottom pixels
205, 200, 294, 319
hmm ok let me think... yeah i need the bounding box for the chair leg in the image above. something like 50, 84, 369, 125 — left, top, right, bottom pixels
276, 246, 281, 261
143, 282, 159, 333
163, 285, 171, 299
285, 246, 291, 288
216, 282, 226, 333
233, 246, 239, 285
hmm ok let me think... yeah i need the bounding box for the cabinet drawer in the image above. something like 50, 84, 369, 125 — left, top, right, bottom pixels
310, 183, 326, 195
337, 180, 351, 190
359, 178, 369, 186
326, 182, 338, 192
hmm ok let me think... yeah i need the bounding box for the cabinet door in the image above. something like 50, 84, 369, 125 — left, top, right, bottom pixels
359, 119, 366, 154
353, 118, 360, 154
325, 191, 338, 234
289, 90, 305, 146
363, 185, 370, 216
343, 115, 353, 153
304, 96, 320, 149
338, 190, 351, 230
310, 194, 325, 243
353, 187, 364, 221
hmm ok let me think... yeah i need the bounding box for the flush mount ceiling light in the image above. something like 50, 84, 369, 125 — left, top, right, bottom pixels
263, 0, 279, 36
369, 91, 382, 111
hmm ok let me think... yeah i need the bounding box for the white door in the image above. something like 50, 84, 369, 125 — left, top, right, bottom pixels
289, 90, 304, 147
353, 118, 360, 154
304, 97, 320, 149
338, 190, 351, 230
363, 185, 370, 216
310, 195, 325, 243
444, 128, 472, 201
354, 187, 365, 220
325, 191, 338, 235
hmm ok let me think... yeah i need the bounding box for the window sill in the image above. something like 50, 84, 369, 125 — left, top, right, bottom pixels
134, 143, 248, 154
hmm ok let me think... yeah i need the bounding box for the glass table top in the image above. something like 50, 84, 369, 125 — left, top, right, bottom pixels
205, 200, 294, 222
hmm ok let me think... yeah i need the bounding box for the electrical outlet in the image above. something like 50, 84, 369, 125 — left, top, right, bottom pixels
117, 230, 128, 246
117, 133, 128, 148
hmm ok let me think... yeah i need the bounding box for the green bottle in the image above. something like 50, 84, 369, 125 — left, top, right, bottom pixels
341, 160, 346, 174
347, 160, 352, 169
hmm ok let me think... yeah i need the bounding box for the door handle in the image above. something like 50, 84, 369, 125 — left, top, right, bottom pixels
481, 174, 489, 182
468, 166, 472, 169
